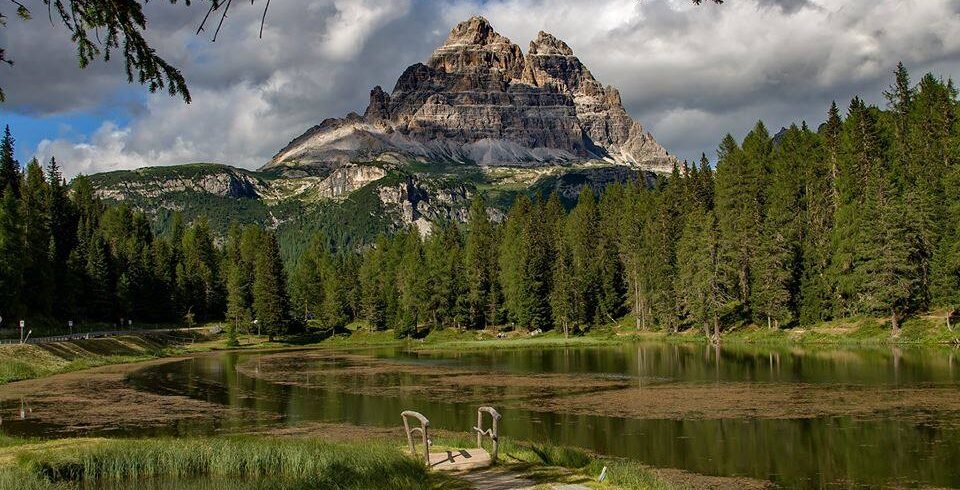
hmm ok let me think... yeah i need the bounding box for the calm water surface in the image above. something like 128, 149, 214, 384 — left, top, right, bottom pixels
5, 342, 960, 487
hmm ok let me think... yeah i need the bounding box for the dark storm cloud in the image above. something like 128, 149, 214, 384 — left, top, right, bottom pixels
9, 0, 960, 176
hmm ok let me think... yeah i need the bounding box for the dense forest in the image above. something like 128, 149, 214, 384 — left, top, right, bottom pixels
1, 66, 958, 339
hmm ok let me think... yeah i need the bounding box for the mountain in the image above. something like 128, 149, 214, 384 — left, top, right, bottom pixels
266, 16, 675, 174
88, 17, 673, 255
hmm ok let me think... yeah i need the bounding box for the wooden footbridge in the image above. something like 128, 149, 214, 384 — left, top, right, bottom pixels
401, 406, 501, 472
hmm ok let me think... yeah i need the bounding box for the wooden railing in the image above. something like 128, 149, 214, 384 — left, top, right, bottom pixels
473, 406, 501, 462
401, 410, 430, 464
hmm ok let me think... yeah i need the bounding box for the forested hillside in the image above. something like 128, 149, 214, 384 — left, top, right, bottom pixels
1, 66, 957, 337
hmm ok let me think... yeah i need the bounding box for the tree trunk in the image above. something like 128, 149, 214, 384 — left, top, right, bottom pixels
634, 270, 641, 331
891, 310, 900, 337
713, 314, 720, 344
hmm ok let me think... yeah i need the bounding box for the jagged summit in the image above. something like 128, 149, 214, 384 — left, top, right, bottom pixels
265, 16, 675, 172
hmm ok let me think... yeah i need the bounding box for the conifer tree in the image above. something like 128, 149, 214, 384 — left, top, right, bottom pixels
713, 132, 759, 318
823, 101, 843, 211
395, 229, 424, 337
855, 182, 920, 335
20, 159, 54, 317
520, 200, 553, 329
753, 126, 804, 329
551, 236, 575, 336
564, 188, 600, 326
0, 186, 24, 320
464, 196, 495, 329
358, 243, 387, 330
320, 255, 349, 332
252, 231, 289, 340
677, 207, 721, 340
46, 157, 75, 307
499, 195, 532, 327
0, 126, 19, 199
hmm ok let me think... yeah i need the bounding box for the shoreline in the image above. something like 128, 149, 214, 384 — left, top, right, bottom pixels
1, 313, 957, 387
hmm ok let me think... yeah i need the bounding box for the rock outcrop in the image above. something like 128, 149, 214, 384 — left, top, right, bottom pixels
266, 16, 676, 173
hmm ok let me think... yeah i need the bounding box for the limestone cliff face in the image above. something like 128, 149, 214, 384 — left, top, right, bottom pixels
267, 16, 676, 173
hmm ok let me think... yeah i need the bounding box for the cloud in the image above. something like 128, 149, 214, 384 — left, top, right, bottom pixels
11, 0, 960, 175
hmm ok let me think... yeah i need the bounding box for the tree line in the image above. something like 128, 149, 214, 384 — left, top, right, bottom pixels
282, 65, 960, 339
1, 65, 958, 339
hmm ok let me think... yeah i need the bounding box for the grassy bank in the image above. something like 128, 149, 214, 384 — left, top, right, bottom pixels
0, 335, 193, 385
0, 435, 691, 490
3, 311, 956, 387
319, 313, 960, 351
0, 436, 455, 490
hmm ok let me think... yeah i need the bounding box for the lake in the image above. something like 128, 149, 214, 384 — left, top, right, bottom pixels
4, 342, 960, 487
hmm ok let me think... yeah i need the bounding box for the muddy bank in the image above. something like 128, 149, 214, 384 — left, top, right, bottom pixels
236, 350, 630, 404
0, 355, 270, 434
237, 350, 960, 424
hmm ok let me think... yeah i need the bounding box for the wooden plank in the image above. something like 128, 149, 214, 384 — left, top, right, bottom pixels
428, 447, 493, 471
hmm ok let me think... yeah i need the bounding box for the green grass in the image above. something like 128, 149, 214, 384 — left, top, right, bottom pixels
2, 437, 456, 490
0, 336, 188, 385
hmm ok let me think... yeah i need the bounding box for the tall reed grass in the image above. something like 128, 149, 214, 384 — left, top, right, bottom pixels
7, 437, 435, 489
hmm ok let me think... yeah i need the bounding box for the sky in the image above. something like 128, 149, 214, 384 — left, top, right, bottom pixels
1, 0, 959, 178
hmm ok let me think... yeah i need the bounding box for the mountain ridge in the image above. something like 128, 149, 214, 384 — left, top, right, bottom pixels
265, 16, 675, 173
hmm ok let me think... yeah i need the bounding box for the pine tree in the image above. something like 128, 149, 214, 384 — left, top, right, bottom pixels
252, 231, 289, 340
551, 237, 575, 336
291, 234, 326, 324
0, 126, 20, 199
20, 159, 54, 318
320, 255, 349, 332
46, 157, 76, 312
464, 196, 495, 329
521, 200, 553, 330
226, 261, 251, 335
0, 186, 24, 320
823, 101, 843, 211
855, 185, 921, 335
798, 123, 833, 325
677, 207, 722, 340
885, 62, 915, 177
395, 229, 424, 337
713, 132, 759, 320
359, 243, 387, 330
499, 195, 531, 327
564, 188, 600, 326
85, 232, 113, 321
752, 126, 804, 329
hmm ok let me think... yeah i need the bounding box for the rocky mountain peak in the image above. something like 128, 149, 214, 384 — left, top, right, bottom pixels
528, 31, 574, 57
427, 15, 524, 78
267, 17, 676, 173
440, 16, 503, 47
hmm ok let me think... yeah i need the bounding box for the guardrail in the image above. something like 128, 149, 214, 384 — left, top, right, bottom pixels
0, 327, 204, 345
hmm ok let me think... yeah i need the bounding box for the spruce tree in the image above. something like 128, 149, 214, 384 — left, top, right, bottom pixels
252, 231, 289, 340
0, 126, 20, 199
20, 159, 54, 317
395, 229, 424, 337
713, 132, 758, 319
358, 243, 387, 330
551, 236, 575, 336
498, 195, 531, 327
0, 186, 24, 320
752, 126, 803, 329
464, 196, 494, 329
677, 207, 722, 340
564, 188, 600, 326
320, 255, 348, 332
